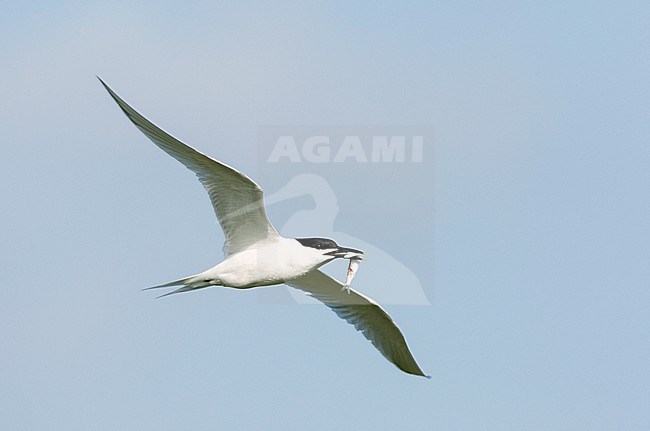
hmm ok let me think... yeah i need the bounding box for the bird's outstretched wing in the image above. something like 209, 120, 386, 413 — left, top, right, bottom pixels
98, 78, 279, 256
286, 270, 429, 378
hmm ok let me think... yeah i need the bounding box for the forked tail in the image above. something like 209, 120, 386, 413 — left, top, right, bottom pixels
143, 273, 219, 298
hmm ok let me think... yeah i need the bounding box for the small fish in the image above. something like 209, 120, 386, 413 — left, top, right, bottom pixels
341, 258, 361, 294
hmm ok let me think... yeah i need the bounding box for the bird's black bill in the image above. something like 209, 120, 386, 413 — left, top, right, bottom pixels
324, 246, 364, 260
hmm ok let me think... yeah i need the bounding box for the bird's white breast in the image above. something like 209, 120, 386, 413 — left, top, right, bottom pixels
209, 238, 321, 288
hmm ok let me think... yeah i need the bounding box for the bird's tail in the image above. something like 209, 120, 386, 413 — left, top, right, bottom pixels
143, 273, 219, 298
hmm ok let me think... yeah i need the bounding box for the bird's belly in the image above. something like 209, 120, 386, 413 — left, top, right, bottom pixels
215, 249, 311, 288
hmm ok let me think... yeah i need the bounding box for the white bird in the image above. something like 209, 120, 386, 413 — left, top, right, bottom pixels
99, 78, 428, 378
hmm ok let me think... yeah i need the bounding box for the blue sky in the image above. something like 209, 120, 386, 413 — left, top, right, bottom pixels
1, 2, 649, 430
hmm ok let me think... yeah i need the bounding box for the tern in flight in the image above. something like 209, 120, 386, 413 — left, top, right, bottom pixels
99, 78, 428, 378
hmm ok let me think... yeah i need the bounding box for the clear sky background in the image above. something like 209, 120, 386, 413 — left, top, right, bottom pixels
1, 1, 649, 430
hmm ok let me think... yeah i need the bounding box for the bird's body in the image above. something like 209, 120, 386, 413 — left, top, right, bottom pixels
181, 237, 331, 290
99, 77, 429, 378
212, 237, 308, 288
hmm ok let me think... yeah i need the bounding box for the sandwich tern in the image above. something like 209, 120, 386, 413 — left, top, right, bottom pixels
99, 78, 428, 378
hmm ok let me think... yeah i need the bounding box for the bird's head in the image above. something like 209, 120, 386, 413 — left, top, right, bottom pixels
295, 237, 364, 266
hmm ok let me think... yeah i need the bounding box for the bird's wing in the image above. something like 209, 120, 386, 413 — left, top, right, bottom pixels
286, 270, 429, 378
99, 78, 279, 256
